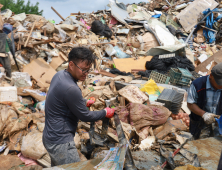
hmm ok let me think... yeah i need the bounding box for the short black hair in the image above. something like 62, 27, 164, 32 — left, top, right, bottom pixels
68, 47, 96, 65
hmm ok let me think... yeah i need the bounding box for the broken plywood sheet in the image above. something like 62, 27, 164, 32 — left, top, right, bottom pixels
113, 56, 153, 73
49, 52, 68, 69
176, 0, 218, 32
23, 58, 57, 88
186, 137, 222, 170
195, 49, 222, 73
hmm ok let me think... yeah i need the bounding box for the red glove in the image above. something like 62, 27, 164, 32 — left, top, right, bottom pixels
104, 107, 115, 118
86, 100, 95, 107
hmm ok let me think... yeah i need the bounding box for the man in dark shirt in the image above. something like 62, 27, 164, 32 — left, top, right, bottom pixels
43, 47, 115, 166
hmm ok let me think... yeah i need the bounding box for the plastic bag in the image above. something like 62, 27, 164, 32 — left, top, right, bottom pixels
80, 18, 91, 30
12, 13, 26, 21
36, 100, 45, 112
21, 131, 47, 160
12, 72, 32, 87
91, 20, 112, 38
105, 44, 117, 56
0, 9, 12, 19
114, 46, 131, 58
140, 79, 163, 95
55, 25, 66, 41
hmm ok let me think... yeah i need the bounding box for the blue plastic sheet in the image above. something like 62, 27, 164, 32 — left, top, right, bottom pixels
114, 46, 131, 58
202, 8, 222, 43
152, 14, 161, 18
216, 116, 222, 135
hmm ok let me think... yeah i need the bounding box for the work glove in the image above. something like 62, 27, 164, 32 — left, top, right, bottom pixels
86, 100, 95, 107
104, 107, 115, 118
202, 112, 220, 125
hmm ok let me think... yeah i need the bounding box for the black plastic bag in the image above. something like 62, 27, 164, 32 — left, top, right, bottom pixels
91, 20, 112, 38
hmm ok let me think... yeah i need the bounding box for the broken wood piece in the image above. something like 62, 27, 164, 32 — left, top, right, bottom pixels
200, 25, 217, 33
119, 97, 125, 106
59, 52, 68, 61
23, 58, 57, 88
24, 21, 36, 47
49, 43, 56, 48
44, 27, 47, 36
51, 6, 65, 21
70, 13, 86, 15
49, 52, 68, 70
99, 70, 117, 78
38, 47, 51, 52
113, 56, 153, 73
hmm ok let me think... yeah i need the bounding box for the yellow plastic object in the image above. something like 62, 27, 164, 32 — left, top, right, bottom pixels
175, 165, 207, 170
140, 79, 164, 95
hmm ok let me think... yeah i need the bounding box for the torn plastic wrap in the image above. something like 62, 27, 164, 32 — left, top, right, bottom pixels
55, 25, 66, 42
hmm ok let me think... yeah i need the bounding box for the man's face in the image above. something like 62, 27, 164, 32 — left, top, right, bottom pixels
68, 60, 91, 81
210, 74, 222, 90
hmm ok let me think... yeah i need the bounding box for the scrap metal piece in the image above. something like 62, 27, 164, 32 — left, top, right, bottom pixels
110, 2, 129, 25
172, 144, 201, 167
160, 145, 175, 170
114, 113, 137, 170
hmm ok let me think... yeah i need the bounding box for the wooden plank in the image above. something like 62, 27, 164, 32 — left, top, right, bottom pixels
98, 70, 117, 78
51, 6, 65, 21
49, 52, 68, 70
24, 21, 36, 47
23, 58, 57, 88
113, 56, 153, 73
195, 49, 222, 73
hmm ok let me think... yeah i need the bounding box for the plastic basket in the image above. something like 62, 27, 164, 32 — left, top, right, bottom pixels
148, 71, 170, 84
169, 68, 192, 86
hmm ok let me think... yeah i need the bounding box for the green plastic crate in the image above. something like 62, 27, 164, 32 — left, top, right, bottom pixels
169, 68, 192, 86
148, 71, 170, 84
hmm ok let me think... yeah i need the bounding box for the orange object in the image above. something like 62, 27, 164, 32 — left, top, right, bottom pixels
0, 101, 12, 105
89, 97, 96, 102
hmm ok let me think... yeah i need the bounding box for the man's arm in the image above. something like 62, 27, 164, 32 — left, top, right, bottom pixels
187, 83, 219, 124
64, 86, 106, 122
187, 103, 205, 117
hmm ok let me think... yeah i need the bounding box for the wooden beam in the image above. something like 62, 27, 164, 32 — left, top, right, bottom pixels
99, 70, 117, 78
51, 6, 65, 21
24, 21, 36, 47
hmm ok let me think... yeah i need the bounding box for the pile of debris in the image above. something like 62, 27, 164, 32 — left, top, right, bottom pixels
0, 0, 222, 169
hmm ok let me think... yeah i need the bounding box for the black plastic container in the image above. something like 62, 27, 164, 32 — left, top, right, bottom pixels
157, 89, 184, 114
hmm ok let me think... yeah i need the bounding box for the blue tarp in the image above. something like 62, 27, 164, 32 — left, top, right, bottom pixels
202, 8, 222, 43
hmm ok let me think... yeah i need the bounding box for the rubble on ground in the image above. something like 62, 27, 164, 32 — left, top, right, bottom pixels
0, 0, 222, 169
